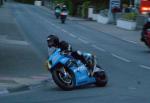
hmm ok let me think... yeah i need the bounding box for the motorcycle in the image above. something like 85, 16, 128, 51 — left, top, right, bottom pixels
55, 9, 61, 19
46, 48, 108, 90
60, 11, 68, 24
141, 29, 150, 48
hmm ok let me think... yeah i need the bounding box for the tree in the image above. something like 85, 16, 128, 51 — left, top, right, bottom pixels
53, 0, 110, 16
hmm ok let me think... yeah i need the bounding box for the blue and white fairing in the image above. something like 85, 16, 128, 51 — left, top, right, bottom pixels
69, 61, 96, 86
48, 49, 70, 70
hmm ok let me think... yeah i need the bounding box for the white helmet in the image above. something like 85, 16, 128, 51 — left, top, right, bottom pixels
63, 5, 66, 8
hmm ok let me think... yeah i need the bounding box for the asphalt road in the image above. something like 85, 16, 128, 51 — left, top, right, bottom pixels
0, 2, 150, 103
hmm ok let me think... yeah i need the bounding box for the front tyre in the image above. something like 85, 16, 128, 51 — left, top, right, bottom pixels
52, 65, 75, 90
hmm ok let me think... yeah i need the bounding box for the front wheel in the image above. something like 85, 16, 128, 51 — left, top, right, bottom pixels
93, 66, 108, 87
52, 65, 75, 90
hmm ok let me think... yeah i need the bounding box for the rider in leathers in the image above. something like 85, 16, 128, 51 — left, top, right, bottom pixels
58, 40, 95, 75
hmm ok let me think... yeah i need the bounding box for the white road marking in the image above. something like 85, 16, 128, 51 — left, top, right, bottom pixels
91, 44, 106, 52
50, 22, 56, 26
68, 33, 77, 38
0, 89, 9, 95
62, 29, 68, 33
128, 87, 137, 90
78, 38, 89, 44
25, 8, 77, 40
31, 76, 49, 80
55, 26, 60, 29
51, 23, 55, 26
0, 39, 29, 46
111, 53, 131, 63
140, 65, 150, 70
123, 39, 137, 44
33, 12, 77, 39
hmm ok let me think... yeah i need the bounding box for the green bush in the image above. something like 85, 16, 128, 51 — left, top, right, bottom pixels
122, 12, 138, 21
81, 1, 90, 18
65, 0, 73, 15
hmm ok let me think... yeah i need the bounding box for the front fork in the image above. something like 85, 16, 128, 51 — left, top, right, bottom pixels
45, 60, 52, 72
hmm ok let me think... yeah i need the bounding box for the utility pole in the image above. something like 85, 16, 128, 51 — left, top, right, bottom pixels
108, 0, 121, 24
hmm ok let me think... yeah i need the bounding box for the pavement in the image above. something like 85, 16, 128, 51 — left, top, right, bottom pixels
0, 2, 143, 95
78, 21, 142, 45
0, 3, 50, 95
0, 74, 51, 95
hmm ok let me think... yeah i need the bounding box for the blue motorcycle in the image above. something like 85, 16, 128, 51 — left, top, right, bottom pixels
46, 48, 108, 90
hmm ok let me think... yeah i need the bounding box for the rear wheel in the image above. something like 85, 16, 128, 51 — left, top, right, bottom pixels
52, 65, 75, 90
94, 65, 108, 87
61, 19, 65, 24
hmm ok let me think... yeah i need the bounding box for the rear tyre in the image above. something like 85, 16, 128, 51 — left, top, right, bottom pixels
94, 65, 108, 87
141, 36, 145, 42
61, 19, 65, 24
52, 65, 75, 90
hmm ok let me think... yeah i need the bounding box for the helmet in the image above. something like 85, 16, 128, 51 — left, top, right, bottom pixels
56, 4, 60, 6
59, 41, 72, 52
62, 5, 66, 8
47, 35, 59, 47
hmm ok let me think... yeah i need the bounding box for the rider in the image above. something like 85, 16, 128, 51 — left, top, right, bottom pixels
61, 5, 67, 12
54, 4, 61, 18
58, 40, 95, 74
55, 4, 61, 11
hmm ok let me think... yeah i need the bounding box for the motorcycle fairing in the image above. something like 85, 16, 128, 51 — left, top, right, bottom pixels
69, 65, 96, 86
48, 49, 70, 71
